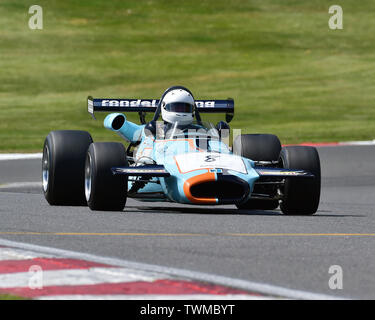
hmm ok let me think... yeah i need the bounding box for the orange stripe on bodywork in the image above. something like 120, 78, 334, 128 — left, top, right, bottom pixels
183, 172, 217, 204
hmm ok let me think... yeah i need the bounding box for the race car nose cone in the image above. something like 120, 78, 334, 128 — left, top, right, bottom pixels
183, 172, 250, 205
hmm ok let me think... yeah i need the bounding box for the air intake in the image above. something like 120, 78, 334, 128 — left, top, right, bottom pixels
190, 176, 249, 203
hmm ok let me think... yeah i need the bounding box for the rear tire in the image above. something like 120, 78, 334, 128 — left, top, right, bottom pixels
85, 142, 128, 211
233, 134, 281, 162
233, 134, 281, 210
280, 146, 321, 215
42, 130, 93, 205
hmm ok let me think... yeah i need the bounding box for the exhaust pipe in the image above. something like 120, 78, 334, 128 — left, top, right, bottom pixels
104, 113, 142, 142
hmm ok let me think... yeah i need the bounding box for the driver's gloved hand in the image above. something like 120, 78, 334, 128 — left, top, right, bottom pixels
216, 121, 230, 138
144, 120, 157, 138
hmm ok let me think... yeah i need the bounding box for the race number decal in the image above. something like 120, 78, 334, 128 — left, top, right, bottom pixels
174, 152, 247, 174
204, 154, 220, 162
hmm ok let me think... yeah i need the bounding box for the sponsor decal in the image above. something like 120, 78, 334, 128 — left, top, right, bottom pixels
98, 99, 218, 109
101, 100, 158, 107
195, 101, 215, 108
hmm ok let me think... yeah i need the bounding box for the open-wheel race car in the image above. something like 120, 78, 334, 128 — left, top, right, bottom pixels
42, 86, 321, 215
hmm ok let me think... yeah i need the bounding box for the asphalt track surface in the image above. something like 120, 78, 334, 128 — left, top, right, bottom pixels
0, 145, 374, 299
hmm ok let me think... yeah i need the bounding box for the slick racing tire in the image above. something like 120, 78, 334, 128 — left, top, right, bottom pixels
233, 134, 281, 162
85, 142, 128, 211
279, 146, 321, 215
42, 130, 93, 205
233, 134, 281, 210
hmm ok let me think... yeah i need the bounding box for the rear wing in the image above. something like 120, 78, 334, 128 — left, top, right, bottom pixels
88, 96, 234, 122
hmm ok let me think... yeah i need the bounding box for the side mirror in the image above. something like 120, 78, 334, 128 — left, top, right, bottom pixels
144, 120, 157, 137
215, 121, 230, 139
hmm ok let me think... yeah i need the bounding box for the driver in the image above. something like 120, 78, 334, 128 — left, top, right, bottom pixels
144, 87, 229, 140
161, 88, 195, 127
159, 88, 200, 139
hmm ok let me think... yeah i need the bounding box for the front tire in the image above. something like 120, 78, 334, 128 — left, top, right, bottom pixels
85, 142, 128, 211
233, 134, 281, 210
280, 146, 321, 215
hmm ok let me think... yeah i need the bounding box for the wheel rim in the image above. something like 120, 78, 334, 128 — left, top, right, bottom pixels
84, 153, 92, 202
42, 145, 50, 193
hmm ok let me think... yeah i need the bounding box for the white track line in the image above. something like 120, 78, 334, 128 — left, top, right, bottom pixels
0, 238, 344, 300
0, 182, 41, 189
0, 153, 42, 161
0, 140, 374, 161
0, 140, 373, 162
339, 139, 375, 146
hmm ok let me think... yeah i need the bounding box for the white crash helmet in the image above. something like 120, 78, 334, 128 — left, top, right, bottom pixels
161, 88, 195, 126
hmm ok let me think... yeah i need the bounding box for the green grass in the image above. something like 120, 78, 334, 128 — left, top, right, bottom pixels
0, 294, 28, 300
1, 0, 375, 151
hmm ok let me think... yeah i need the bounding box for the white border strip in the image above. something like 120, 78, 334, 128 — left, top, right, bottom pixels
339, 139, 375, 146
0, 153, 42, 161
0, 238, 345, 300
39, 294, 271, 300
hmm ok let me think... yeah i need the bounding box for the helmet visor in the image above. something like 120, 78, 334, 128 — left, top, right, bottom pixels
165, 102, 193, 113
